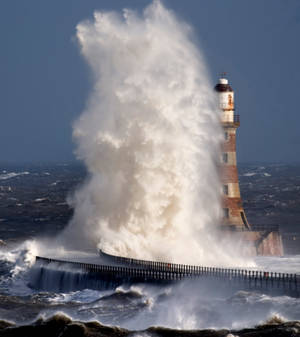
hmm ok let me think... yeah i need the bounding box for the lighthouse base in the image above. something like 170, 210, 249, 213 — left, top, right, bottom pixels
221, 226, 284, 256
240, 230, 284, 256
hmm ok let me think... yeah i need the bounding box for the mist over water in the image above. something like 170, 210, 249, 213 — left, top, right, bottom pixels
60, 1, 251, 266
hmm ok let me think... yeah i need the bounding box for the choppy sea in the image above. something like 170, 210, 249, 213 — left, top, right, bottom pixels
0, 163, 299, 336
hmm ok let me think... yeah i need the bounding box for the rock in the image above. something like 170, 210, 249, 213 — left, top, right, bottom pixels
0, 320, 14, 330
0, 315, 299, 337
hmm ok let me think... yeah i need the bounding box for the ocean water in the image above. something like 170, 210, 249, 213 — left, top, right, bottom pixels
0, 163, 299, 335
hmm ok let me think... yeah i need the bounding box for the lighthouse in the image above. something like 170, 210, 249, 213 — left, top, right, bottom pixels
214, 75, 283, 256
215, 76, 250, 230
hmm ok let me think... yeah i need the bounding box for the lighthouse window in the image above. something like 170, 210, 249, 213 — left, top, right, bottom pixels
222, 153, 228, 163
223, 208, 229, 218
223, 185, 228, 195
224, 132, 229, 140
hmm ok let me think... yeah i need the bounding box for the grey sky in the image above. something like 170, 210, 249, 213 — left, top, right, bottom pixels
0, 0, 299, 163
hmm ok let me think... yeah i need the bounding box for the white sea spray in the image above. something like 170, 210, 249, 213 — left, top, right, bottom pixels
56, 1, 256, 267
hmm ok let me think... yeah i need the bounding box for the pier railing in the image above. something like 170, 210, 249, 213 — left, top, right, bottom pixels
99, 250, 298, 282
35, 252, 299, 297
250, 224, 280, 232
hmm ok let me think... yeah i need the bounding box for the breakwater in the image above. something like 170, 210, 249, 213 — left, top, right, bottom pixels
30, 251, 299, 297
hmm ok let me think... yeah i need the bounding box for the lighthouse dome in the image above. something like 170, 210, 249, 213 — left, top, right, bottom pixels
214, 78, 233, 92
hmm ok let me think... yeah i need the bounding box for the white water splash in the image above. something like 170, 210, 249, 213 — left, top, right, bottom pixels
0, 171, 29, 180
60, 1, 252, 266
0, 240, 37, 276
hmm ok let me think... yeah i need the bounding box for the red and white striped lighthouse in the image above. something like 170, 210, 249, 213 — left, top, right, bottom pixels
215, 76, 250, 230
214, 75, 283, 256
